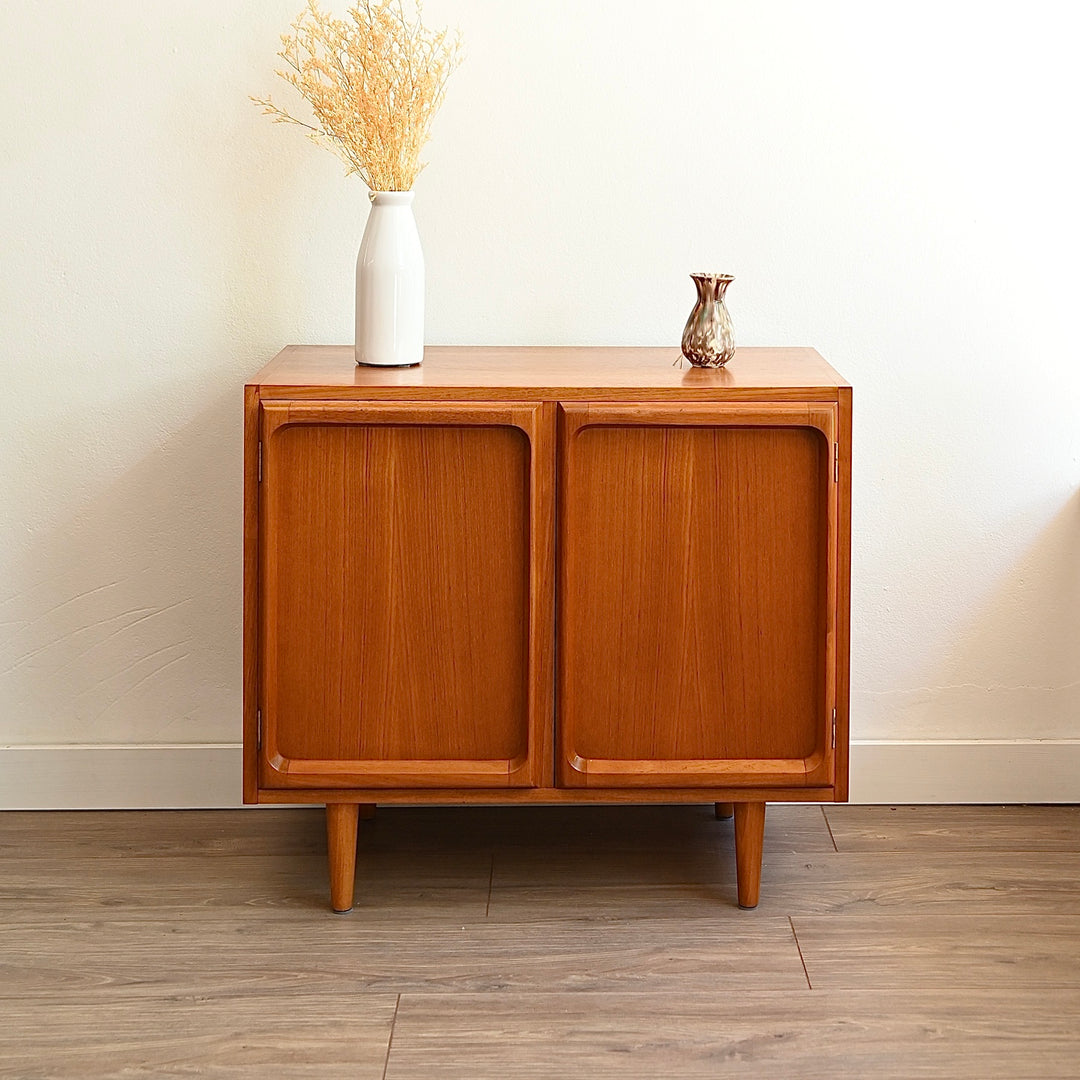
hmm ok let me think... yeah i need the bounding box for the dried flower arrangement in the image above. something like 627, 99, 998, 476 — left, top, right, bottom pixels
254, 0, 462, 191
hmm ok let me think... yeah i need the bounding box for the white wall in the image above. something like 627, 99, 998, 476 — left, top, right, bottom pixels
2, 0, 1078, 806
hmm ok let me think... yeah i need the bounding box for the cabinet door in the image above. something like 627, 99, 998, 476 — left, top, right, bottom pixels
558, 402, 838, 789
259, 401, 553, 789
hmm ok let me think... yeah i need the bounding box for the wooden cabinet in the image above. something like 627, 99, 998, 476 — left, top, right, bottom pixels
245, 346, 852, 912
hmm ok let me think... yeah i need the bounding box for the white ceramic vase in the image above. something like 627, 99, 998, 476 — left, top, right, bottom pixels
355, 190, 425, 367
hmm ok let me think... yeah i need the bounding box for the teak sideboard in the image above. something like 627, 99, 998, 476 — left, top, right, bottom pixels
244, 346, 852, 912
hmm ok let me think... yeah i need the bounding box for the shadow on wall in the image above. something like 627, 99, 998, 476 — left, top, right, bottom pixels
1, 384, 243, 746
855, 490, 1080, 741
0, 78, 327, 750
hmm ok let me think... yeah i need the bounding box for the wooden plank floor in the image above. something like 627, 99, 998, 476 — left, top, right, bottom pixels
1, 804, 1079, 1078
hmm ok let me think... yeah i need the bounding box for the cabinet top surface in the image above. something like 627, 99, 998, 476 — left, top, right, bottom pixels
249, 345, 850, 400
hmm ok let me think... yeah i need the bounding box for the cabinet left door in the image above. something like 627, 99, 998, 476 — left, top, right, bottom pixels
250, 399, 554, 791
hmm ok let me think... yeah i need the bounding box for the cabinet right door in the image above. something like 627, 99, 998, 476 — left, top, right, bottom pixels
558, 402, 839, 790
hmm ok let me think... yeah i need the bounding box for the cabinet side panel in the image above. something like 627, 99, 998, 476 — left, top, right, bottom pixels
266, 422, 530, 763
835, 386, 853, 801
562, 422, 826, 765
242, 386, 260, 803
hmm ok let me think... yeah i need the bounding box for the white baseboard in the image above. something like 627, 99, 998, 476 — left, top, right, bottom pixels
0, 744, 245, 810
0, 740, 1077, 809
848, 739, 1080, 804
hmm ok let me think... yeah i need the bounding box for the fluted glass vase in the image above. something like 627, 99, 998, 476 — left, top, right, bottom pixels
681, 273, 735, 367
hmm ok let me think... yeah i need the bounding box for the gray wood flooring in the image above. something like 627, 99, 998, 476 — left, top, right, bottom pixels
2, 803, 1079, 1078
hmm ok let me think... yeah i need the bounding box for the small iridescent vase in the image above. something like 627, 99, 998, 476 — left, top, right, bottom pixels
681, 273, 735, 367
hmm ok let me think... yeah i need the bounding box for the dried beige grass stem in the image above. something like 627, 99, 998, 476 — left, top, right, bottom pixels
254, 0, 462, 191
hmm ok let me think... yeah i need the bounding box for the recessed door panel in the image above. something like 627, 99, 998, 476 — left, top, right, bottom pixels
558, 403, 837, 788
259, 401, 553, 788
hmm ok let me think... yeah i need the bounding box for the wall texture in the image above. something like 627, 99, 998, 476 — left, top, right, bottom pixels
2, 0, 1078, 805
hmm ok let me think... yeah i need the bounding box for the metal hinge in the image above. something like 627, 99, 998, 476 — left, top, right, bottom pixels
258, 442, 263, 483
833, 443, 839, 483
831, 707, 837, 749
257, 708, 262, 749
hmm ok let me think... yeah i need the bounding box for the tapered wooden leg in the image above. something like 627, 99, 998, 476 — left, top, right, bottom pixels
357, 803, 377, 821
733, 801, 766, 909
326, 803, 360, 914
714, 802, 734, 820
